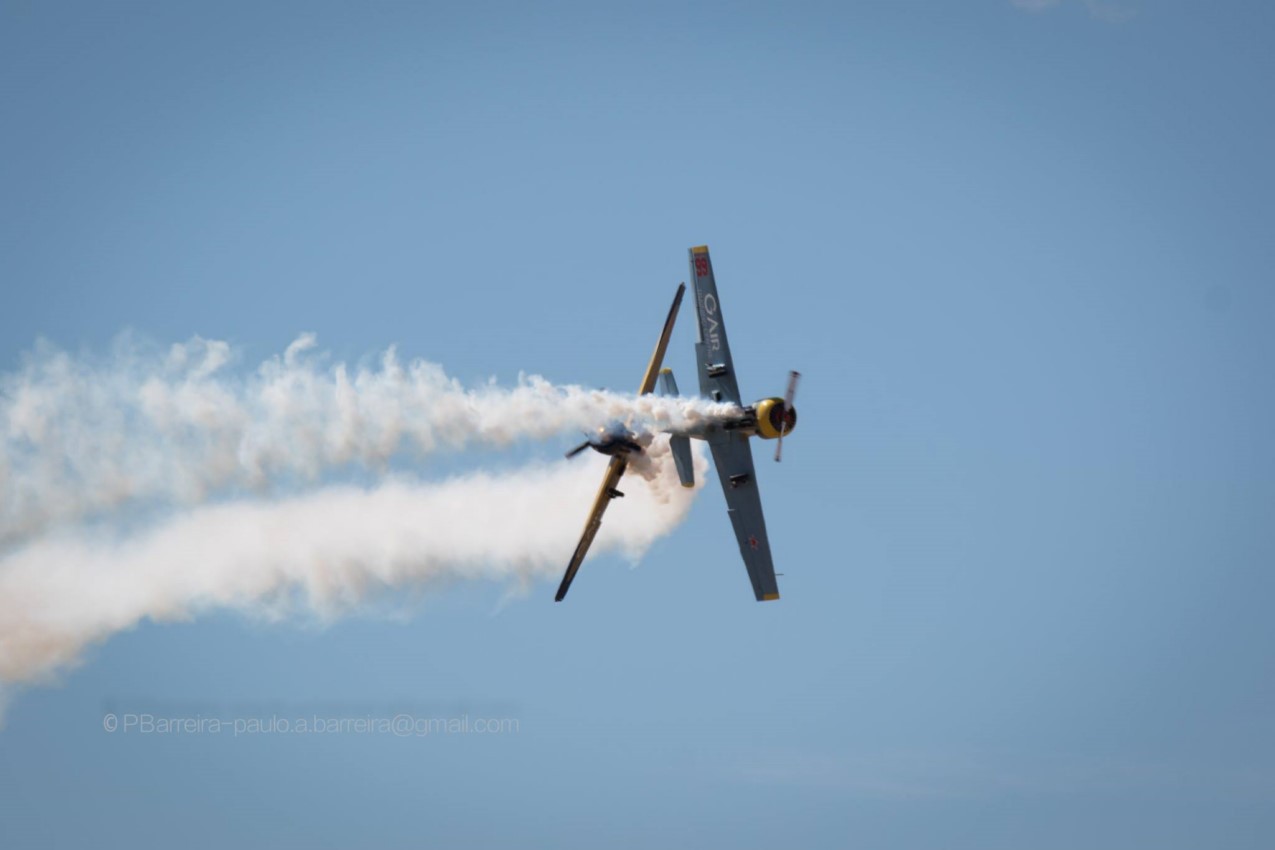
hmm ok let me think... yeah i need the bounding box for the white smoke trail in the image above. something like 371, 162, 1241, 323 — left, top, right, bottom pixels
1, 334, 738, 547
0, 437, 710, 696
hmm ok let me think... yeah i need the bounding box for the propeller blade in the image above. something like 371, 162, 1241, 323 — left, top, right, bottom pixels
783, 370, 801, 409
774, 370, 801, 463
565, 441, 591, 459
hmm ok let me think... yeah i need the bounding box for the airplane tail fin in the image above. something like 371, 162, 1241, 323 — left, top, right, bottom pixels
656, 367, 679, 397
657, 369, 695, 488
669, 435, 694, 488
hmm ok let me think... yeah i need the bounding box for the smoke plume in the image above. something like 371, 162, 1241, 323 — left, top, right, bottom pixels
0, 334, 726, 712
0, 442, 707, 690
1, 334, 734, 548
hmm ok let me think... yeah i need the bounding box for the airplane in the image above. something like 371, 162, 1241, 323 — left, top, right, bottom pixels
555, 245, 800, 602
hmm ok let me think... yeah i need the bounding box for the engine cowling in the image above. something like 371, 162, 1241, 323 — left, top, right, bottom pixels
754, 397, 798, 440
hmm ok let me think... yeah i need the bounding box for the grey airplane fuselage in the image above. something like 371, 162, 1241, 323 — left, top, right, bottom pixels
583, 404, 767, 454
663, 405, 759, 441
666, 398, 796, 441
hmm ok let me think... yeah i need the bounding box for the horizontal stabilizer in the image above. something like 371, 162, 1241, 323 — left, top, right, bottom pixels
669, 434, 694, 489
659, 368, 693, 486
657, 367, 680, 397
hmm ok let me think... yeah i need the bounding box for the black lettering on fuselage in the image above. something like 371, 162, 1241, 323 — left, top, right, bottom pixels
701, 293, 721, 352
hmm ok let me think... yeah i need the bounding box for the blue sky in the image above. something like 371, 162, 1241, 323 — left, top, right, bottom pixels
2, 1, 1273, 847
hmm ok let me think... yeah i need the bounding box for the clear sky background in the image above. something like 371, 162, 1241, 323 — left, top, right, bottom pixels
2, 1, 1273, 847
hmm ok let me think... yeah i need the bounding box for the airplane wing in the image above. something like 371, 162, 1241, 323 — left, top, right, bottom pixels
555, 456, 627, 601
689, 246, 742, 406
707, 431, 781, 601
554, 284, 685, 601
690, 246, 780, 600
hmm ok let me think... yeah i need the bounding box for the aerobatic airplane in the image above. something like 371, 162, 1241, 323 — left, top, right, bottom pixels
556, 245, 799, 602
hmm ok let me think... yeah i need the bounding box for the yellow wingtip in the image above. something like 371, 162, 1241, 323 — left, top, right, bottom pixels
761, 592, 781, 601
691, 245, 709, 254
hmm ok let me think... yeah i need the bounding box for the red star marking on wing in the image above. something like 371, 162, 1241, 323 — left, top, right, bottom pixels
747, 535, 759, 551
